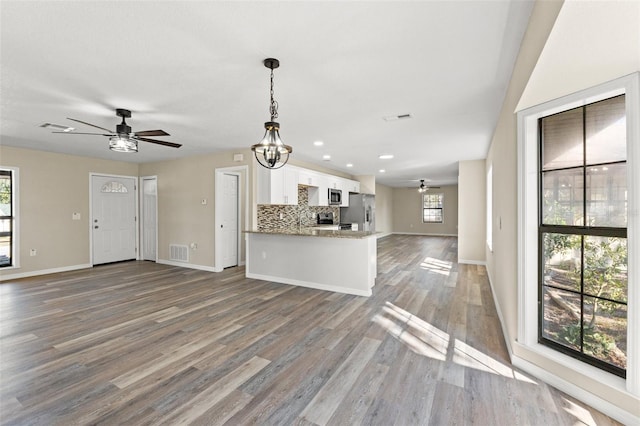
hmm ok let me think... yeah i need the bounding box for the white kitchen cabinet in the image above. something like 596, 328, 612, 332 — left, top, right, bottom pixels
344, 180, 360, 193
298, 169, 320, 187
308, 175, 328, 206
256, 165, 299, 205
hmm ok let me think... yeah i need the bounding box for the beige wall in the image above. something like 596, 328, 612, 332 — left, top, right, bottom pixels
356, 175, 376, 195
0, 146, 139, 276
458, 160, 485, 263
139, 149, 253, 269
392, 185, 458, 236
487, 0, 639, 417
374, 183, 393, 235
517, 0, 640, 111
486, 0, 562, 349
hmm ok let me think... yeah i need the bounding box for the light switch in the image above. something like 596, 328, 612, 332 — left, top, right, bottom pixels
72, 212, 81, 220
201, 199, 207, 205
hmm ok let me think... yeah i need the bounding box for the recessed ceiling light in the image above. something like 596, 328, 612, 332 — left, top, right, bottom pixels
40, 123, 75, 132
313, 141, 324, 146
346, 163, 353, 168
379, 169, 386, 173
379, 154, 394, 160
323, 154, 331, 161
383, 113, 412, 121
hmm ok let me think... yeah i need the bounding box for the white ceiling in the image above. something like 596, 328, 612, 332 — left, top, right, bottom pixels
0, 0, 533, 187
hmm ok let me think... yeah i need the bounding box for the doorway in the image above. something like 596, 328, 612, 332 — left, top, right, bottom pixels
214, 165, 248, 271
90, 174, 137, 265
221, 173, 239, 268
140, 176, 157, 261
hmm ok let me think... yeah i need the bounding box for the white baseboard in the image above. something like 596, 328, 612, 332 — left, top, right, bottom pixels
391, 232, 458, 237
0, 264, 92, 281
246, 272, 372, 297
511, 350, 639, 426
458, 259, 486, 265
487, 266, 638, 425
157, 259, 219, 272
485, 266, 514, 359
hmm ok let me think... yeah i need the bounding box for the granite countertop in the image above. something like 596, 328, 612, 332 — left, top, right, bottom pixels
244, 228, 377, 239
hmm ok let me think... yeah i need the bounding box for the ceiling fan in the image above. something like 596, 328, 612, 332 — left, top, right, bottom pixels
51, 108, 182, 152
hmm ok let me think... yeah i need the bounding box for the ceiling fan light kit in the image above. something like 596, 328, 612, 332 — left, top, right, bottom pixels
251, 58, 293, 170
418, 179, 428, 193
49, 108, 182, 152
109, 136, 138, 153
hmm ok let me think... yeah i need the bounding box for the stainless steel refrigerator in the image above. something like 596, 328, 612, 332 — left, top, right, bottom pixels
340, 193, 375, 231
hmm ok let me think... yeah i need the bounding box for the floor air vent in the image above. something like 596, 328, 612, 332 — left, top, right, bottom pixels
169, 244, 189, 262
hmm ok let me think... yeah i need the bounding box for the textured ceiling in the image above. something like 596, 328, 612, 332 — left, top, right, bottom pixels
0, 1, 534, 187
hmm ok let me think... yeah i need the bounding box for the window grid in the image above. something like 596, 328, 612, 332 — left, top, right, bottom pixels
0, 169, 13, 268
422, 193, 443, 223
538, 94, 627, 378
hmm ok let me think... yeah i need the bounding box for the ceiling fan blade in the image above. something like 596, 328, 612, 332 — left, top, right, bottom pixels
52, 131, 114, 136
134, 130, 170, 137
136, 137, 182, 148
67, 118, 114, 133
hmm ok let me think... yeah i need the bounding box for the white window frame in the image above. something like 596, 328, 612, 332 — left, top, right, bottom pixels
487, 164, 493, 252
0, 166, 19, 269
517, 73, 639, 397
422, 192, 444, 223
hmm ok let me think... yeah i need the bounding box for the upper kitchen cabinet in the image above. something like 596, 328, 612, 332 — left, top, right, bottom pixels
256, 165, 299, 205
298, 169, 319, 187
343, 179, 360, 194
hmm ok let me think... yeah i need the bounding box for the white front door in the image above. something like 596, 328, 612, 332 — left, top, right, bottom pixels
221, 173, 239, 268
141, 177, 157, 261
91, 175, 137, 265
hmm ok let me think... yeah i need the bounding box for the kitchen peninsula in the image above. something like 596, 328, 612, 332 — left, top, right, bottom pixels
245, 228, 377, 296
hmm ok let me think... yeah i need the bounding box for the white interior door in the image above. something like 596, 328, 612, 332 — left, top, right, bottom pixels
221, 173, 239, 268
141, 177, 157, 261
91, 175, 137, 265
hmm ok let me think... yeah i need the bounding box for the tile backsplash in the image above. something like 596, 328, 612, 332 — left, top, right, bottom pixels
257, 186, 339, 230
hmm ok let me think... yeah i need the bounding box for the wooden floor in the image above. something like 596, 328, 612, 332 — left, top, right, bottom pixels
0, 235, 620, 425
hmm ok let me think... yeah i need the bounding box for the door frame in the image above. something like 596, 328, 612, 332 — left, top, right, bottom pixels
214, 165, 248, 272
89, 173, 139, 266
139, 175, 158, 262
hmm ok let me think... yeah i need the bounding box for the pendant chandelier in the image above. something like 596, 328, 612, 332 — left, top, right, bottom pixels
418, 179, 428, 193
251, 58, 293, 169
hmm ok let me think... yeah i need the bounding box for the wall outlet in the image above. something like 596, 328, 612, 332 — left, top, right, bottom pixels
72, 212, 81, 220
30, 249, 37, 256
190, 242, 198, 250
279, 212, 283, 219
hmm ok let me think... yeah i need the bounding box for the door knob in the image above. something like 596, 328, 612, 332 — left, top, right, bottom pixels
94, 226, 99, 229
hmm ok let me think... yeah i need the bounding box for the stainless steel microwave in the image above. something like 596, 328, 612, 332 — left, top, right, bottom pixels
328, 188, 342, 205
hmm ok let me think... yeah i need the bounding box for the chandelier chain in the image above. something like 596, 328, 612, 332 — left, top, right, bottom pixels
269, 68, 279, 121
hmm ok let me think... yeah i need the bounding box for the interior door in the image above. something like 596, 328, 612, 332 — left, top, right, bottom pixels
221, 173, 239, 268
91, 175, 136, 265
141, 177, 157, 261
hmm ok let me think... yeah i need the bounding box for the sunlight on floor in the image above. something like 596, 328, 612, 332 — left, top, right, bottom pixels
420, 256, 452, 276
373, 302, 537, 384
453, 339, 536, 384
562, 397, 597, 426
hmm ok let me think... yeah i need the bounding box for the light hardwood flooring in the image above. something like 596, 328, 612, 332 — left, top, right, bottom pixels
0, 235, 621, 425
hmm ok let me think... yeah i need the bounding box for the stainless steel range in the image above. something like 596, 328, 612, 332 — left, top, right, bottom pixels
317, 212, 334, 225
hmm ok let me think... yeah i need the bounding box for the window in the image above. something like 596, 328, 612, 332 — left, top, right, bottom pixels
101, 181, 128, 193
422, 193, 443, 223
0, 168, 17, 268
514, 73, 640, 396
539, 95, 627, 377
487, 165, 493, 251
